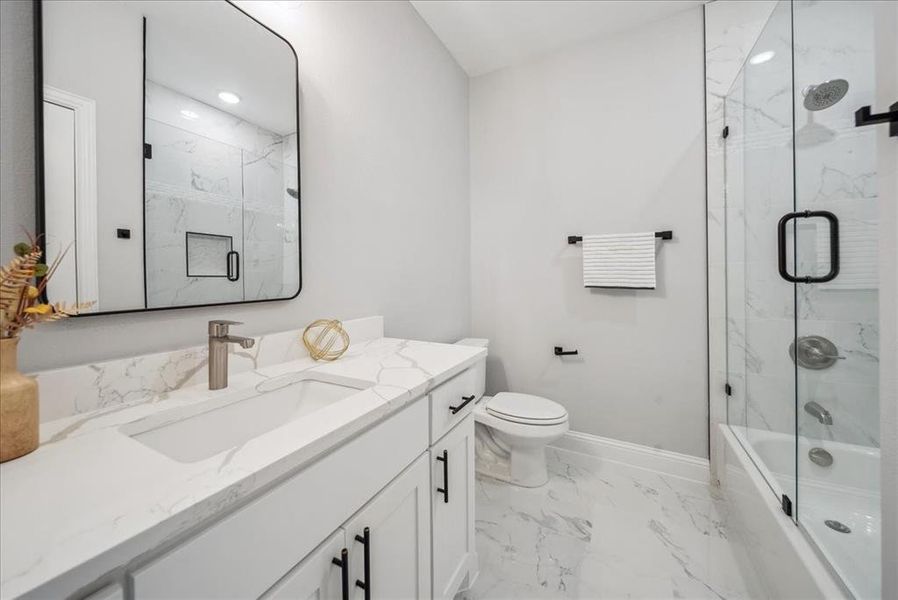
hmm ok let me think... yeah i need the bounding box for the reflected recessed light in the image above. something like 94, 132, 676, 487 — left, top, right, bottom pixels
218, 91, 241, 104
749, 51, 775, 65
180, 109, 199, 121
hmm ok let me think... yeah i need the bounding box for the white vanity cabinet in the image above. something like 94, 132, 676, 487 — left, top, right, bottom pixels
425, 362, 482, 600
262, 531, 347, 600
131, 398, 429, 599
344, 454, 432, 600
99, 360, 484, 600
430, 415, 477, 600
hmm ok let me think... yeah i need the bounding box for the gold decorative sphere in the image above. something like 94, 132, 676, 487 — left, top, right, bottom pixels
302, 319, 350, 361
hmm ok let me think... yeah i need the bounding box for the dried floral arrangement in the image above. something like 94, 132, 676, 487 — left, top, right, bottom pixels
0, 235, 94, 339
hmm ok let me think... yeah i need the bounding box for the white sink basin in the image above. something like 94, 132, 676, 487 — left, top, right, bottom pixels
123, 372, 372, 463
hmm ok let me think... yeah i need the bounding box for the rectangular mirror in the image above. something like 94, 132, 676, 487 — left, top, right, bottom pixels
37, 0, 300, 314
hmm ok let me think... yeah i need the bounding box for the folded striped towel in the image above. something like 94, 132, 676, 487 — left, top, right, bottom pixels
582, 232, 657, 289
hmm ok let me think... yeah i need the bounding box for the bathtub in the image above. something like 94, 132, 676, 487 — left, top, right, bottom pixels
717, 425, 865, 599
726, 426, 881, 600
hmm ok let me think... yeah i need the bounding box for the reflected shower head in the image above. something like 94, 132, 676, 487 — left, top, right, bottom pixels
802, 79, 849, 111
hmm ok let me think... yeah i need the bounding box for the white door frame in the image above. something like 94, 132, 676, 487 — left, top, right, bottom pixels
43, 85, 99, 310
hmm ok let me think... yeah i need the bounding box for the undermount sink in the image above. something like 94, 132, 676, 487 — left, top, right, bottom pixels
122, 372, 373, 463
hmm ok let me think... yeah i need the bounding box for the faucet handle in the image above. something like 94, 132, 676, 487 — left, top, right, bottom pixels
209, 320, 243, 336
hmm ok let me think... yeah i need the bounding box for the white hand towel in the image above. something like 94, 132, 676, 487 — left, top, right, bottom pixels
582, 232, 657, 289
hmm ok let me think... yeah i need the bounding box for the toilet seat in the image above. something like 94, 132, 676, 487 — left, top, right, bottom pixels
485, 392, 568, 426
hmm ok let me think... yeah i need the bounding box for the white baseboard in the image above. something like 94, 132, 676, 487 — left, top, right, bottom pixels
550, 430, 711, 484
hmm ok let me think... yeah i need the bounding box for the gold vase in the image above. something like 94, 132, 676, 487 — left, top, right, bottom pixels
0, 338, 39, 462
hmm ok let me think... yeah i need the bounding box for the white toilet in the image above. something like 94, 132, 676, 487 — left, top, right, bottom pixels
455, 339, 570, 488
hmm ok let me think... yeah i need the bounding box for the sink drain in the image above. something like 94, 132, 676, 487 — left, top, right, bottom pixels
825, 520, 851, 534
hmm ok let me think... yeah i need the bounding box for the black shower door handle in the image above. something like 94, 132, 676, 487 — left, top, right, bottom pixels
777, 210, 839, 283
226, 250, 240, 282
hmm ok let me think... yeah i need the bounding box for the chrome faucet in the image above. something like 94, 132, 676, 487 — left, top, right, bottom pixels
804, 401, 833, 425
208, 320, 255, 390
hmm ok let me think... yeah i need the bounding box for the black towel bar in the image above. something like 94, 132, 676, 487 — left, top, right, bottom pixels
568, 231, 672, 244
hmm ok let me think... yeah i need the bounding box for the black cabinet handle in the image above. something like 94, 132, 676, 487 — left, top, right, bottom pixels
436, 449, 449, 503
449, 395, 475, 414
354, 527, 370, 600
554, 346, 578, 356
777, 210, 839, 283
332, 548, 349, 600
226, 250, 240, 282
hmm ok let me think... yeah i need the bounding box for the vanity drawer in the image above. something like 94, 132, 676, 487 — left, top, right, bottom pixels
131, 397, 428, 600
429, 361, 484, 443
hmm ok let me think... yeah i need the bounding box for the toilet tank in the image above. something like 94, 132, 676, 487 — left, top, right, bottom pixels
455, 338, 488, 397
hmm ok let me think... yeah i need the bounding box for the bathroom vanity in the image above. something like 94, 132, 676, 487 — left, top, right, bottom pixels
0, 329, 485, 599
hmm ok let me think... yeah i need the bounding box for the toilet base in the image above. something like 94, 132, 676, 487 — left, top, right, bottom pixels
474, 422, 558, 488
508, 445, 550, 487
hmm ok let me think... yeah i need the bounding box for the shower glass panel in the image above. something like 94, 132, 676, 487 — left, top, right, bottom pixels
792, 2, 887, 598
725, 1, 892, 597
724, 0, 796, 504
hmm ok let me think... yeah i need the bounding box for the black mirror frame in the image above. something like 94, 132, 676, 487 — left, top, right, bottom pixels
32, 0, 302, 317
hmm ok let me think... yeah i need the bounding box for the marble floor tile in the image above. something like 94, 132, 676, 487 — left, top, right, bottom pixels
467, 448, 759, 600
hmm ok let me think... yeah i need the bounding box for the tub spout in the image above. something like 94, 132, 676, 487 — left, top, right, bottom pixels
804, 401, 833, 425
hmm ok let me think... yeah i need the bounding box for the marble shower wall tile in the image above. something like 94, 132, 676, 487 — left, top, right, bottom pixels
32, 317, 385, 423
704, 1, 779, 475
706, 1, 881, 449
790, 0, 880, 446
145, 81, 284, 157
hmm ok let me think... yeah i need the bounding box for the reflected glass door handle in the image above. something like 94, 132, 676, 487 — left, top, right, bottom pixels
777, 210, 839, 283
226, 250, 240, 282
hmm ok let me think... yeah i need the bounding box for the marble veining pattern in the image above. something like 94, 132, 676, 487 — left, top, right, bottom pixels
706, 0, 881, 453
32, 317, 384, 423
1, 325, 486, 598
468, 448, 759, 599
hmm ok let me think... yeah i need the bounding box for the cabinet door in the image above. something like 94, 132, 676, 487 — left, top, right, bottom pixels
343, 454, 432, 600
431, 415, 477, 600
262, 530, 347, 600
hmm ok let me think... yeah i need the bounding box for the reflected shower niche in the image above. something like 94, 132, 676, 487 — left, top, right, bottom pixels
38, 0, 300, 314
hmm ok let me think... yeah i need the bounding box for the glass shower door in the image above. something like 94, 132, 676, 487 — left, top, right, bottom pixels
791, 1, 893, 597
724, 0, 797, 507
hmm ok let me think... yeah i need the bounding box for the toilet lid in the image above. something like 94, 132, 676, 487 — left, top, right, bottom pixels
486, 392, 568, 425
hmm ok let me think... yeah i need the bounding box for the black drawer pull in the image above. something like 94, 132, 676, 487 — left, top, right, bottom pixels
332, 548, 349, 600
449, 395, 475, 414
436, 449, 449, 503
354, 527, 370, 600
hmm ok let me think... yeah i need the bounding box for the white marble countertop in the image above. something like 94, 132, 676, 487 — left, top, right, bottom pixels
0, 337, 486, 599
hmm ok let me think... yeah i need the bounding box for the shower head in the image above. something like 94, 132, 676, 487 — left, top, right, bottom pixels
802, 79, 849, 111
287, 188, 299, 199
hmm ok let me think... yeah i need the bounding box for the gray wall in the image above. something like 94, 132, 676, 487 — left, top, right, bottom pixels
0, 0, 471, 372
0, 1, 36, 269
469, 7, 709, 457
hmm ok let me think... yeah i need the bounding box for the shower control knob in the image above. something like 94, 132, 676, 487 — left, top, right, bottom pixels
789, 335, 844, 370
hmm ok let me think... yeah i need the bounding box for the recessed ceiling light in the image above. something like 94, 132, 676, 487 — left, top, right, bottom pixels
218, 91, 241, 104
749, 51, 775, 65
180, 109, 199, 121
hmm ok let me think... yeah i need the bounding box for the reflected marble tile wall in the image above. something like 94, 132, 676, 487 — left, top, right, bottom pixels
143, 81, 299, 308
